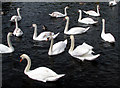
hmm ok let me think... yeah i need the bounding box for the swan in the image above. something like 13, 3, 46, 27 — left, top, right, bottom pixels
10, 8, 22, 22
47, 36, 67, 55
49, 6, 69, 18
69, 35, 100, 61
0, 32, 14, 53
13, 17, 23, 37
83, 5, 100, 17
101, 19, 115, 43
109, 0, 117, 6
78, 10, 98, 24
64, 16, 90, 35
20, 54, 65, 82
32, 24, 59, 41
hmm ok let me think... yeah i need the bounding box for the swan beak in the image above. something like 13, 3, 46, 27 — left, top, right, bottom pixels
20, 59, 23, 62
63, 18, 65, 21
46, 38, 49, 41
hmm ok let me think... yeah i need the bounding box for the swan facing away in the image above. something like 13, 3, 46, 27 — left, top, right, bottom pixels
13, 17, 23, 37
32, 24, 59, 41
78, 10, 98, 24
101, 19, 115, 43
109, 0, 117, 6
64, 16, 90, 35
49, 6, 69, 18
20, 54, 65, 82
10, 8, 22, 22
69, 35, 100, 61
47, 36, 67, 55
83, 5, 100, 17
0, 32, 14, 53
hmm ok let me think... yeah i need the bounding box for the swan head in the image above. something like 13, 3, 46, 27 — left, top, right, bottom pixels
32, 24, 37, 27
64, 16, 69, 20
17, 8, 20, 11
70, 35, 74, 39
102, 19, 105, 23
8, 32, 13, 36
20, 54, 29, 62
78, 10, 82, 13
65, 6, 69, 9
97, 5, 100, 9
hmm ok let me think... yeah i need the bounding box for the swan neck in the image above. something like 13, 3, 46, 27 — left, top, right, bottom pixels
64, 7, 67, 15
78, 11, 82, 21
64, 18, 69, 33
69, 36, 75, 52
7, 34, 14, 51
24, 55, 31, 74
97, 6, 100, 14
102, 20, 105, 35
15, 19, 18, 29
17, 9, 21, 18
49, 37, 54, 55
33, 26, 37, 39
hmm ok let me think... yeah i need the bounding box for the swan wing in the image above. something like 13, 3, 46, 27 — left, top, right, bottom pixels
102, 33, 115, 42
13, 28, 23, 37
49, 12, 65, 17
67, 27, 90, 35
0, 44, 11, 53
52, 40, 67, 55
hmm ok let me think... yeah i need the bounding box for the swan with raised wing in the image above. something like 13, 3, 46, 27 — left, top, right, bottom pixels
13, 17, 23, 37
0, 32, 14, 53
10, 8, 22, 22
109, 0, 117, 6
49, 6, 69, 18
83, 5, 100, 17
64, 16, 90, 35
47, 36, 67, 55
20, 54, 65, 82
32, 24, 59, 41
69, 35, 100, 61
78, 10, 98, 24
101, 19, 115, 43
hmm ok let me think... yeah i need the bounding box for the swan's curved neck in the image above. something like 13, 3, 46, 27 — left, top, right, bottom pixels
15, 19, 18, 29
48, 37, 54, 55
33, 25, 37, 39
64, 7, 67, 16
102, 20, 105, 35
64, 18, 69, 33
69, 36, 75, 53
78, 11, 82, 21
7, 34, 14, 51
17, 9, 21, 18
97, 6, 100, 15
23, 55, 31, 74
114, 0, 116, 2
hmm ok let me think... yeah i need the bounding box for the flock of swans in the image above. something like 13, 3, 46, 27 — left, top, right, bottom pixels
1, 1, 117, 82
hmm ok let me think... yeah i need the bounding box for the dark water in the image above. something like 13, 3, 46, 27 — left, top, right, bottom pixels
1, 2, 120, 88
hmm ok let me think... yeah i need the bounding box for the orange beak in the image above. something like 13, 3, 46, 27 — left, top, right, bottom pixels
20, 59, 22, 62
63, 18, 66, 21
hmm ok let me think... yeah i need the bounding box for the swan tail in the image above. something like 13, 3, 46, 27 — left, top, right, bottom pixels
56, 74, 65, 79
85, 27, 90, 31
53, 32, 60, 39
85, 54, 100, 61
64, 39, 67, 45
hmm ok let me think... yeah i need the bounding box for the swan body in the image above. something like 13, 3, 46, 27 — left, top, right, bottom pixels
83, 5, 100, 16
10, 8, 21, 22
48, 36, 67, 55
49, 6, 69, 18
13, 17, 23, 37
0, 32, 14, 53
69, 35, 100, 61
20, 54, 65, 82
101, 19, 115, 43
64, 16, 90, 35
109, 0, 117, 6
32, 24, 59, 41
78, 10, 98, 24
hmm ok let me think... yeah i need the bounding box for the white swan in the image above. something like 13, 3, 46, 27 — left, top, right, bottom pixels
10, 8, 22, 22
78, 10, 98, 24
109, 0, 117, 6
64, 16, 90, 35
101, 19, 115, 43
13, 17, 23, 37
32, 24, 59, 41
83, 5, 100, 17
0, 32, 14, 53
49, 6, 69, 18
69, 35, 100, 61
20, 54, 65, 82
47, 36, 67, 55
